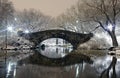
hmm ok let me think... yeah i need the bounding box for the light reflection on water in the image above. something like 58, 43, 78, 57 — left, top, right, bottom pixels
6, 62, 17, 78
0, 48, 120, 78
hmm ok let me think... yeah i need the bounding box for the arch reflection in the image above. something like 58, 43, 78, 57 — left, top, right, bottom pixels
36, 38, 73, 58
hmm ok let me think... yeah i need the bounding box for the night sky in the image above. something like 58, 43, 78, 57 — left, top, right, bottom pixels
10, 0, 78, 17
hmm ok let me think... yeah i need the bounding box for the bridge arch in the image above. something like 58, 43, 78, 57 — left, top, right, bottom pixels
40, 38, 73, 46
18, 30, 93, 49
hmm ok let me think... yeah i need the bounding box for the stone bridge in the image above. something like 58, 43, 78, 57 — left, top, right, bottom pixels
18, 29, 93, 49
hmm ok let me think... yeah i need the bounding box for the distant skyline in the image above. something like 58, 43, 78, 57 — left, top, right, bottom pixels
10, 0, 78, 17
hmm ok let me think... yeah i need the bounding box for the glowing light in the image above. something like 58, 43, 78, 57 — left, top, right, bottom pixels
14, 68, 16, 77
107, 24, 113, 31
75, 64, 79, 77
7, 62, 11, 73
25, 30, 29, 33
7, 62, 17, 78
76, 20, 79, 23
14, 18, 17, 21
7, 26, 13, 31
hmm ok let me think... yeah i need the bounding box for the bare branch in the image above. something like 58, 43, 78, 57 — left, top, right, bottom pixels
85, 0, 112, 24
90, 25, 100, 32
94, 19, 107, 31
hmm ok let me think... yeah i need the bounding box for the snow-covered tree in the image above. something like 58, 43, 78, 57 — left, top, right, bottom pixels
0, 0, 14, 26
14, 9, 52, 32
82, 0, 120, 47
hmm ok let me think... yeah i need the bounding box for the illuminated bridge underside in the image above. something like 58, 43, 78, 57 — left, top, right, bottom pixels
19, 30, 93, 49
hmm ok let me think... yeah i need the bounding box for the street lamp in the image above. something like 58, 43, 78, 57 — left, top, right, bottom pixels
107, 24, 113, 31
7, 26, 13, 32
24, 30, 29, 33
5, 26, 13, 49
76, 20, 79, 23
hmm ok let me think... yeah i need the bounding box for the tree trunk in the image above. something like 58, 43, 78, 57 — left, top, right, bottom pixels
108, 30, 118, 47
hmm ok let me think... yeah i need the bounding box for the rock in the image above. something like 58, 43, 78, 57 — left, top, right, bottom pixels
41, 44, 45, 50
108, 51, 116, 55
108, 47, 116, 51
108, 47, 120, 55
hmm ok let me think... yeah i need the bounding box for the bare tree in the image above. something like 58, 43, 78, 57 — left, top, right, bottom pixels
82, 0, 120, 47
0, 0, 14, 47
55, 9, 83, 33
0, 0, 14, 26
55, 2, 94, 33
14, 9, 52, 32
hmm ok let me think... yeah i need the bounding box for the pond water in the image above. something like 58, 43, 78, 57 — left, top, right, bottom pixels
0, 47, 120, 78
37, 46, 73, 58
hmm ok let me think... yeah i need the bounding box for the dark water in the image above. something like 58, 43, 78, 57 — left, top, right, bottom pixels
0, 47, 120, 78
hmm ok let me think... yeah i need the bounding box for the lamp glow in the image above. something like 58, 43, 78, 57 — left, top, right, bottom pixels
25, 30, 29, 33
7, 26, 13, 31
76, 20, 79, 23
107, 24, 113, 31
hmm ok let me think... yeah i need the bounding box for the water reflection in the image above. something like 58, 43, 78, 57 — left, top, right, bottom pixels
99, 56, 117, 78
1, 49, 120, 78
0, 50, 33, 78
37, 38, 73, 58
18, 50, 93, 66
37, 46, 73, 58
6, 62, 17, 78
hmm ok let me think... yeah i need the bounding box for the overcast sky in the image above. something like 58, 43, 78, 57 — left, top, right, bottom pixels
10, 0, 78, 17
